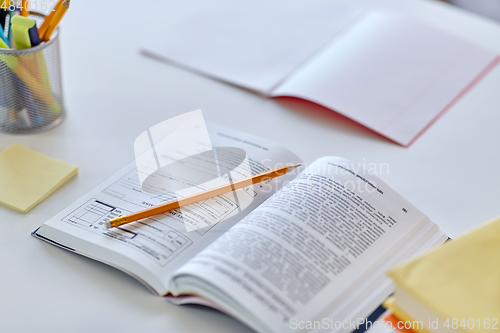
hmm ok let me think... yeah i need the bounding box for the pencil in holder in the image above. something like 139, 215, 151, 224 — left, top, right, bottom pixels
0, 12, 65, 134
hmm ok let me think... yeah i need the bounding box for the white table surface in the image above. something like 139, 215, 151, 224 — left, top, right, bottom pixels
1, 0, 499, 332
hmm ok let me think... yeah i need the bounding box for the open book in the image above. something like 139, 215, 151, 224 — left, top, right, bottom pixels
142, 1, 499, 146
34, 125, 447, 333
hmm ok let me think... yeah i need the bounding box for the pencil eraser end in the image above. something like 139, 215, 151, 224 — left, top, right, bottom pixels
103, 221, 112, 229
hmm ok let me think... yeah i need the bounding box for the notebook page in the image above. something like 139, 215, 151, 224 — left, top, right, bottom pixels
272, 11, 499, 146
141, 0, 362, 94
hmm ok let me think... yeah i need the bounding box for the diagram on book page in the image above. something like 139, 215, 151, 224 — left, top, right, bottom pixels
60, 165, 259, 267
61, 197, 192, 267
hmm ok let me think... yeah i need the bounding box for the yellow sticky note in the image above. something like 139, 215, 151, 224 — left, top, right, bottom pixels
0, 143, 78, 213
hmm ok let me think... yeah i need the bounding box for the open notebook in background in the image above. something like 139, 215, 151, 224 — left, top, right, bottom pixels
142, 0, 499, 146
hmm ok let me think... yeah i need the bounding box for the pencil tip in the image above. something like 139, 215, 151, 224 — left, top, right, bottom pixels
104, 221, 111, 229
288, 164, 302, 171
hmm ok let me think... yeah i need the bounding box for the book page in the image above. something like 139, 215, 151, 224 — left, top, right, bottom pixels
272, 11, 499, 146
141, 0, 362, 94
171, 157, 432, 332
34, 124, 302, 296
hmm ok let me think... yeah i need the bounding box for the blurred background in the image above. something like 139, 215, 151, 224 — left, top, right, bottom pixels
443, 0, 500, 21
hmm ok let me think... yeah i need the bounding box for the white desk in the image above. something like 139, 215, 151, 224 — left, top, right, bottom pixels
1, 0, 499, 332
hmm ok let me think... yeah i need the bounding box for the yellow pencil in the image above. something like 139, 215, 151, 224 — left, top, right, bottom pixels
105, 164, 302, 229
41, 0, 70, 42
38, 0, 63, 40
20, 0, 30, 17
20, 0, 29, 17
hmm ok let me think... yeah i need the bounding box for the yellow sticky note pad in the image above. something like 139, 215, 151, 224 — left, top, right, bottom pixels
0, 143, 78, 213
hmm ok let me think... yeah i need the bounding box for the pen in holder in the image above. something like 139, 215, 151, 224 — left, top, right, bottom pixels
0, 12, 65, 133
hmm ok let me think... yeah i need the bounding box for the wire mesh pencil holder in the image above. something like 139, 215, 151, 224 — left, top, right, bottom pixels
0, 12, 65, 133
